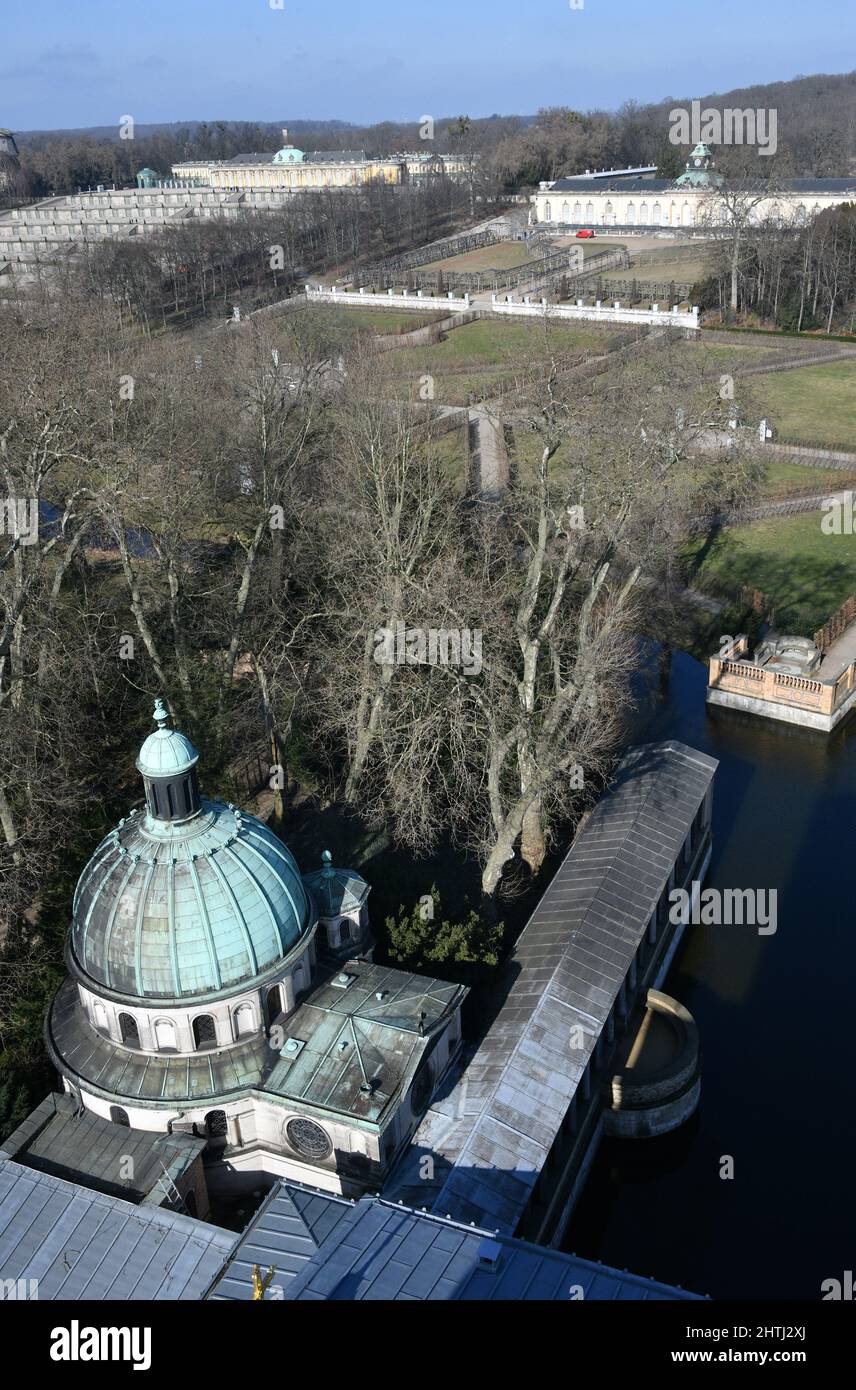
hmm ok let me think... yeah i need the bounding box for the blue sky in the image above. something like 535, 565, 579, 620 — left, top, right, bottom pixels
2, 0, 854, 131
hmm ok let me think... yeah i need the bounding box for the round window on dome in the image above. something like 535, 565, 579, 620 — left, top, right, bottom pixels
286, 1117, 332, 1161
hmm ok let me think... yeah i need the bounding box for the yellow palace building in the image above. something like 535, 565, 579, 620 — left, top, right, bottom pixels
172, 132, 468, 193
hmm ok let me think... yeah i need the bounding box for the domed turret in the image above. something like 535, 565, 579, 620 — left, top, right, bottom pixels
68, 699, 313, 998
137, 698, 201, 822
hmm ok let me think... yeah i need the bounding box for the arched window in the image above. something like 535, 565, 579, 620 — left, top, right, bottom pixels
652, 202, 661, 225
682, 202, 693, 226
205, 1110, 228, 1142
292, 965, 308, 1003
543, 201, 552, 221
266, 984, 282, 1024
154, 1019, 177, 1052
110, 1106, 130, 1127
605, 201, 615, 226
93, 1002, 109, 1035
796, 204, 808, 224
561, 201, 570, 223
585, 201, 594, 222
118, 1013, 140, 1048
573, 200, 582, 221
233, 1003, 255, 1039
639, 202, 649, 225
193, 1014, 217, 1050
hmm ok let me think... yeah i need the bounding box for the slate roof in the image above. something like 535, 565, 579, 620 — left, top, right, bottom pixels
386, 741, 717, 1234
0, 1158, 235, 1299
221, 150, 368, 167
547, 175, 856, 196
48, 960, 466, 1128
209, 1181, 354, 1298
549, 177, 673, 194
276, 1194, 702, 1301
0, 1093, 204, 1204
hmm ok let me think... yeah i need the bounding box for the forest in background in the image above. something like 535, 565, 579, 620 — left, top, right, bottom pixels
9, 68, 856, 196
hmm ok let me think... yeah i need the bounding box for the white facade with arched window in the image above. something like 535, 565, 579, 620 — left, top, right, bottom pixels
531, 179, 856, 230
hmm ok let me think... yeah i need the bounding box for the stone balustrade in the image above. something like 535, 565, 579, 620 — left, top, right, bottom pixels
305, 284, 699, 328
708, 639, 856, 728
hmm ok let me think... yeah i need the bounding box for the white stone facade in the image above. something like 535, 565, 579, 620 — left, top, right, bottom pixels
531, 185, 856, 230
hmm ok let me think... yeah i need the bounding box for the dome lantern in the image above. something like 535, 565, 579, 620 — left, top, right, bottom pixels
136, 697, 201, 824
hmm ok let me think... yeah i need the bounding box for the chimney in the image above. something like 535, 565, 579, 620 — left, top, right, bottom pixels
282, 127, 289, 143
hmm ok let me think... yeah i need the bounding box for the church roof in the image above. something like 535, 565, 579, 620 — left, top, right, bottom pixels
136, 698, 198, 777
387, 741, 717, 1234
47, 960, 466, 1126
212, 1186, 703, 1301
1, 1093, 204, 1204
0, 1157, 235, 1299
68, 701, 313, 1000
70, 800, 311, 998
303, 850, 370, 916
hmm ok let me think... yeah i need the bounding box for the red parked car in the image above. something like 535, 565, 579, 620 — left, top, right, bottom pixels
575, 229, 595, 238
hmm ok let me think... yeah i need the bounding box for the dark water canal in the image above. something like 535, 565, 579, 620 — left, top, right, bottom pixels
566, 647, 856, 1300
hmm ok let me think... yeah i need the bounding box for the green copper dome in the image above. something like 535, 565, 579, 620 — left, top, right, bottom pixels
69, 703, 313, 999
137, 698, 198, 778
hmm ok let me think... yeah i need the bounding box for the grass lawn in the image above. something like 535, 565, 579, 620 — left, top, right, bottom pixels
385, 366, 514, 407
330, 308, 446, 333
685, 511, 856, 633
385, 317, 613, 372
419, 241, 532, 273
754, 361, 856, 448
760, 459, 856, 494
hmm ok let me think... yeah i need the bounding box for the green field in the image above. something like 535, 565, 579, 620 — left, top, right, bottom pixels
754, 360, 856, 448
333, 308, 445, 333
760, 459, 855, 493
385, 316, 613, 371
685, 511, 856, 633
419, 241, 532, 273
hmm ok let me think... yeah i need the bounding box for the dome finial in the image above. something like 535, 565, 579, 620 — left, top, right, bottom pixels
153, 697, 170, 731
321, 849, 335, 878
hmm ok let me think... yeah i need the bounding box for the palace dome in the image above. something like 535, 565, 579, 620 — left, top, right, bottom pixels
69, 701, 313, 1000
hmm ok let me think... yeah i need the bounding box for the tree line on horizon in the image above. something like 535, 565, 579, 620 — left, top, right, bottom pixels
10, 67, 856, 198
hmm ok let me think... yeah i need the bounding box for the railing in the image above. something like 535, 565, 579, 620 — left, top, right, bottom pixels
709, 649, 856, 716
814, 594, 856, 652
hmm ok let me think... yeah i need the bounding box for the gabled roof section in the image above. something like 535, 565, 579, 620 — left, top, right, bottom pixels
387, 741, 717, 1233
0, 1158, 235, 1299
209, 1180, 355, 1298
0, 1093, 204, 1204
279, 1195, 703, 1300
